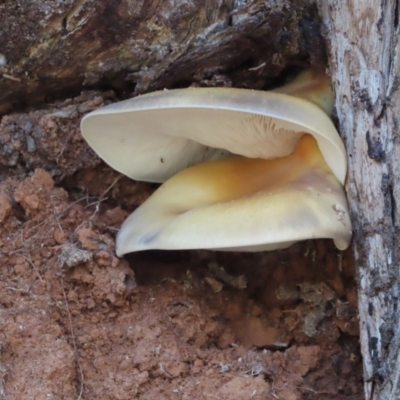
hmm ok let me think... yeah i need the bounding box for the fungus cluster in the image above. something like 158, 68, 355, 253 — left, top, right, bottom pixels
81, 70, 352, 256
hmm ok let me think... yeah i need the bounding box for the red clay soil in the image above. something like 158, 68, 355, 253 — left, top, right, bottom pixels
0, 93, 363, 400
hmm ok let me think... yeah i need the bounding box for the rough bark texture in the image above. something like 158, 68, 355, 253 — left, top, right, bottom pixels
0, 0, 325, 114
319, 2, 400, 399
0, 1, 367, 399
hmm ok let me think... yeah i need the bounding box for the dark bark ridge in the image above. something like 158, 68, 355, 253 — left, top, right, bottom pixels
319, 1, 400, 399
0, 0, 323, 115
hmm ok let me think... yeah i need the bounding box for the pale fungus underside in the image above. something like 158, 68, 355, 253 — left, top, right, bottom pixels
80, 70, 352, 256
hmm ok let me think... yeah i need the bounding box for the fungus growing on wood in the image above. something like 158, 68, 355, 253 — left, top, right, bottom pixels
81, 70, 352, 256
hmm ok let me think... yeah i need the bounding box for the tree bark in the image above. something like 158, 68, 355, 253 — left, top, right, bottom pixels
0, 0, 324, 115
319, 2, 400, 399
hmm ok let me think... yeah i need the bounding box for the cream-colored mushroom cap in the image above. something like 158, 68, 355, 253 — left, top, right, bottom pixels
81, 86, 346, 184
114, 135, 351, 255
80, 70, 352, 255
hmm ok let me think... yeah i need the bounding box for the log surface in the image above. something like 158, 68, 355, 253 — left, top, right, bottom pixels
319, 1, 400, 399
0, 0, 323, 114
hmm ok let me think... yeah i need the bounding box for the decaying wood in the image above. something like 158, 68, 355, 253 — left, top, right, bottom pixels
0, 0, 324, 114
2, 0, 378, 398
319, 2, 400, 399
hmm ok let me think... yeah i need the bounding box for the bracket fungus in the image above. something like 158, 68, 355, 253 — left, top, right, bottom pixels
81, 69, 352, 256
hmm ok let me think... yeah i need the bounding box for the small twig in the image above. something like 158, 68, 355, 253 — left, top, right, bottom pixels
248, 62, 266, 71
86, 175, 122, 222
14, 252, 44, 283
60, 276, 84, 400
50, 196, 64, 235
298, 386, 334, 395
337, 251, 343, 272
25, 196, 87, 236
56, 131, 75, 163
84, 199, 109, 208
270, 375, 279, 399
243, 365, 263, 376
159, 363, 173, 379
101, 175, 122, 198
2, 73, 21, 82
11, 196, 88, 247
5, 286, 31, 294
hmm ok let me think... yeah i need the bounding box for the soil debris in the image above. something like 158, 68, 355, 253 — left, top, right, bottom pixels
0, 97, 363, 399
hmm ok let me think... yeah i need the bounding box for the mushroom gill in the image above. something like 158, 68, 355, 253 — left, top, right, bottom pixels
80, 69, 352, 255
